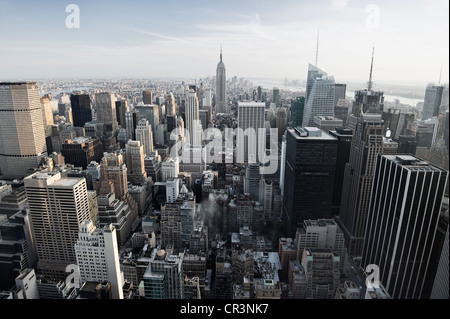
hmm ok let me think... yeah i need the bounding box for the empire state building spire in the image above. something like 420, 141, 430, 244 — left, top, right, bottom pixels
216, 46, 227, 114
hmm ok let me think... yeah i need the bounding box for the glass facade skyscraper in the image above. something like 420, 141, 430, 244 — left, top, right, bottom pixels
282, 127, 338, 238
303, 64, 335, 127
422, 84, 444, 120
361, 155, 448, 299
71, 94, 92, 128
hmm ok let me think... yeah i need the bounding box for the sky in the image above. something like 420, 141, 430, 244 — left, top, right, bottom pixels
0, 0, 448, 86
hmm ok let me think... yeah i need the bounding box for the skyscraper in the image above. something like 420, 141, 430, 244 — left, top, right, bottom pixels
328, 128, 353, 217
351, 90, 384, 119
160, 199, 182, 249
422, 84, 444, 120
142, 248, 184, 299
125, 140, 147, 185
397, 135, 417, 155
71, 94, 92, 128
161, 157, 180, 182
334, 83, 347, 106
125, 110, 140, 141
215, 48, 227, 114
273, 87, 281, 108
97, 193, 134, 247
60, 137, 103, 169
64, 106, 73, 124
40, 97, 54, 136
244, 163, 260, 201
99, 152, 128, 201
24, 171, 90, 280
135, 119, 154, 156
135, 104, 160, 137
257, 86, 263, 102
361, 155, 448, 299
351, 48, 385, 120
276, 107, 287, 141
290, 97, 305, 128
143, 91, 153, 105
282, 127, 338, 238
337, 114, 385, 256
75, 221, 124, 299
185, 89, 202, 146
0, 210, 37, 290
431, 226, 449, 299
115, 99, 129, 129
165, 92, 176, 116
0, 82, 47, 178
237, 101, 265, 163
95, 93, 118, 137
303, 64, 335, 127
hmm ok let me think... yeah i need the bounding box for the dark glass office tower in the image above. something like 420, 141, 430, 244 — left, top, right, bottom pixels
329, 128, 353, 217
337, 114, 384, 256
422, 85, 444, 120
361, 154, 448, 299
397, 135, 417, 155
115, 99, 128, 129
282, 127, 338, 238
70, 94, 92, 128
290, 97, 305, 128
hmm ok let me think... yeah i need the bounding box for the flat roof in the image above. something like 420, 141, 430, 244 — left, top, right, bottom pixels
290, 127, 337, 141
52, 178, 83, 187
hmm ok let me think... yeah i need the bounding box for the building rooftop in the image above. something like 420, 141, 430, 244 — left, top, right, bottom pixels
385, 155, 444, 172
291, 127, 336, 140
314, 116, 343, 122
67, 137, 90, 144
303, 218, 337, 228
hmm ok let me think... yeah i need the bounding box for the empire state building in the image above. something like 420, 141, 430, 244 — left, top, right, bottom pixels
215, 48, 227, 114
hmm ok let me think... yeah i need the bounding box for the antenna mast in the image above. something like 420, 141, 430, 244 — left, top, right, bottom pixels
368, 46, 375, 91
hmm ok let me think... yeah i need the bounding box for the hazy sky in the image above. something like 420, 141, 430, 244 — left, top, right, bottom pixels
0, 0, 448, 86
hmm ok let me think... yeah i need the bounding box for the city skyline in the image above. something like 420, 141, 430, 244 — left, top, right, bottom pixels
0, 0, 449, 304
0, 0, 448, 85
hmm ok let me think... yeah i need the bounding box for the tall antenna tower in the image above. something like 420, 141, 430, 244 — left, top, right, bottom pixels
438, 65, 442, 85
368, 46, 375, 91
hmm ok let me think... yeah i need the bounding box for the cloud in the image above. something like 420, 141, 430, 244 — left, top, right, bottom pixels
122, 27, 185, 42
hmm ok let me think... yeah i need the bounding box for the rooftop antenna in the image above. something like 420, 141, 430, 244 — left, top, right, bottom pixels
368, 45, 375, 91
220, 44, 223, 63
315, 30, 320, 67
438, 64, 442, 85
